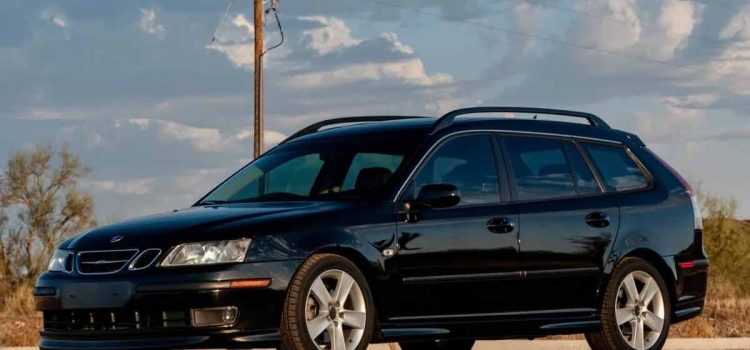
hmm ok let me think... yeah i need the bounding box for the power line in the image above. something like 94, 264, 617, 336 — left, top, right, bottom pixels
519, 0, 729, 50
358, 0, 747, 80
359, 0, 696, 70
262, 0, 285, 55
210, 0, 236, 45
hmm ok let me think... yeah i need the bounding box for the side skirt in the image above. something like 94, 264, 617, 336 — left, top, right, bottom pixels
379, 310, 601, 342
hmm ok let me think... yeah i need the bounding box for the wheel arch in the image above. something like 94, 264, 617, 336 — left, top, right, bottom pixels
600, 248, 678, 310
311, 246, 384, 285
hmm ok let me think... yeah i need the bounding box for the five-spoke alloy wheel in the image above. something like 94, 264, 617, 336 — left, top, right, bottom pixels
305, 269, 367, 350
586, 257, 672, 350
281, 254, 374, 350
615, 271, 666, 349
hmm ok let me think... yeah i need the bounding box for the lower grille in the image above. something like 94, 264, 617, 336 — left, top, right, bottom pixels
77, 250, 138, 274
43, 309, 189, 332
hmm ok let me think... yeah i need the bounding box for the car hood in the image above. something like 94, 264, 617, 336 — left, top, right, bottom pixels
64, 201, 351, 250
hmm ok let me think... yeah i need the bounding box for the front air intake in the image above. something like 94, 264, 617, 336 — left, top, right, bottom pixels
129, 249, 162, 270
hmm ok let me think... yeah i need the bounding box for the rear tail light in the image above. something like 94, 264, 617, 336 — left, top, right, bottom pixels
689, 192, 703, 230
678, 261, 696, 269
646, 148, 703, 230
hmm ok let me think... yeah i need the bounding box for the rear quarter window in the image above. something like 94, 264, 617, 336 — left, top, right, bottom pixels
583, 143, 648, 192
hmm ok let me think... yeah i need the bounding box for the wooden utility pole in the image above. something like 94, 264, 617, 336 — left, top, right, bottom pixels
253, 0, 264, 158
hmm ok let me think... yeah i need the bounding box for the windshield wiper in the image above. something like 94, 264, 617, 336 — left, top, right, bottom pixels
200, 200, 229, 206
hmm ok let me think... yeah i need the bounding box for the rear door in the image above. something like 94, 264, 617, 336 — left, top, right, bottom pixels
500, 135, 620, 312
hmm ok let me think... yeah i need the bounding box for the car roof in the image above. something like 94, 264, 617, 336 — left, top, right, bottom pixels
288, 115, 642, 146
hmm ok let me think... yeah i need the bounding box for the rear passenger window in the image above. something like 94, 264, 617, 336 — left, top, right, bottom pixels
564, 143, 600, 195
504, 137, 577, 200
584, 143, 648, 192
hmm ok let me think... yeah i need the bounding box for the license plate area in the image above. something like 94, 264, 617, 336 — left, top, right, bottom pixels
61, 282, 132, 309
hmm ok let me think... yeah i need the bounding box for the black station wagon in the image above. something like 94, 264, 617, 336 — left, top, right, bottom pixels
35, 107, 708, 350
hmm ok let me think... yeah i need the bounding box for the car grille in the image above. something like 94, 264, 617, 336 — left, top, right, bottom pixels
43, 309, 189, 332
77, 250, 138, 274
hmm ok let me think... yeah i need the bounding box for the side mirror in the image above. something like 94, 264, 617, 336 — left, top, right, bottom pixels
415, 184, 461, 209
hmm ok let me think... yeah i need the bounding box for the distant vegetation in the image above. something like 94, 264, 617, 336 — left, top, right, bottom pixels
698, 191, 750, 295
0, 144, 96, 317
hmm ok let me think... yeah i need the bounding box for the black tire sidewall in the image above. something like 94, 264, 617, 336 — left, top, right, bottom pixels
603, 258, 672, 350
288, 254, 376, 350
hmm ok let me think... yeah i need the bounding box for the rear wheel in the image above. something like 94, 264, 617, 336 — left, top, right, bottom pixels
281, 254, 375, 350
586, 257, 671, 350
399, 339, 475, 350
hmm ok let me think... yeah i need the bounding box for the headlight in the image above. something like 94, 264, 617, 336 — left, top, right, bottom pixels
161, 239, 251, 267
48, 250, 72, 272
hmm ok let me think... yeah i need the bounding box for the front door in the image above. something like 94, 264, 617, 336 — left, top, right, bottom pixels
390, 134, 521, 320
500, 135, 620, 313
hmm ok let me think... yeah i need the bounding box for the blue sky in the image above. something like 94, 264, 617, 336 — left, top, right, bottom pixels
1, 0, 749, 219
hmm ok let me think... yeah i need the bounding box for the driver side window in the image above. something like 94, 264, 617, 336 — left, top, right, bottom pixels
414, 135, 501, 206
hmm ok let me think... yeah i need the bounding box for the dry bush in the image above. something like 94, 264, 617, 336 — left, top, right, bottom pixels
1, 284, 36, 316
0, 314, 41, 347
699, 191, 750, 295
0, 144, 96, 315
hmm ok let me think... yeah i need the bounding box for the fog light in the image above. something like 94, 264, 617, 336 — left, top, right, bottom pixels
190, 306, 238, 327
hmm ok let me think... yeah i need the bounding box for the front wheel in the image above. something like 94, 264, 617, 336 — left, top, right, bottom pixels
586, 257, 672, 350
399, 339, 475, 350
281, 254, 375, 350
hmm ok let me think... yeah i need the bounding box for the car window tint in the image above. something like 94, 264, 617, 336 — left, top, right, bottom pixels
584, 143, 648, 192
415, 135, 500, 205
341, 153, 404, 191
564, 142, 600, 195
504, 137, 576, 200
264, 154, 324, 196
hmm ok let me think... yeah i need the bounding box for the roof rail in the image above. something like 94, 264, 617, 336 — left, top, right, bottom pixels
281, 116, 428, 144
431, 107, 611, 134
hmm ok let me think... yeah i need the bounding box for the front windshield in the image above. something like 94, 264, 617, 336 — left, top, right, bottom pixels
199, 135, 423, 204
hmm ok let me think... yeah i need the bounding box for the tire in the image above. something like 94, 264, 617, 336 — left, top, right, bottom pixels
281, 254, 376, 350
399, 339, 475, 350
586, 257, 672, 350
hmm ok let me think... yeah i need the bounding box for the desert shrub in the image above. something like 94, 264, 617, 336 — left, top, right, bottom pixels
0, 144, 96, 315
699, 191, 750, 296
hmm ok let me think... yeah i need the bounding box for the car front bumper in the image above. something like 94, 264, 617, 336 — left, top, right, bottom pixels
34, 259, 303, 349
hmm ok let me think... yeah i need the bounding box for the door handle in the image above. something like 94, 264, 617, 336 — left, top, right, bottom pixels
585, 212, 610, 228
487, 217, 515, 234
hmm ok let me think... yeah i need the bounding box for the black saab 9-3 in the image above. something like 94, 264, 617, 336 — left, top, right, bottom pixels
35, 107, 708, 350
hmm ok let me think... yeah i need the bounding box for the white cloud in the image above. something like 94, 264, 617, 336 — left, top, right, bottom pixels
299, 16, 361, 55
140, 8, 165, 40
159, 121, 222, 152
229, 129, 287, 146
207, 42, 254, 68
125, 118, 286, 153
658, 94, 718, 109
720, 4, 750, 40
206, 14, 255, 68
289, 58, 452, 88
232, 14, 254, 33
381, 32, 413, 54
700, 4, 750, 94
632, 105, 706, 143
41, 9, 67, 28
128, 118, 222, 152
574, 0, 642, 51
90, 178, 155, 196
639, 0, 702, 60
